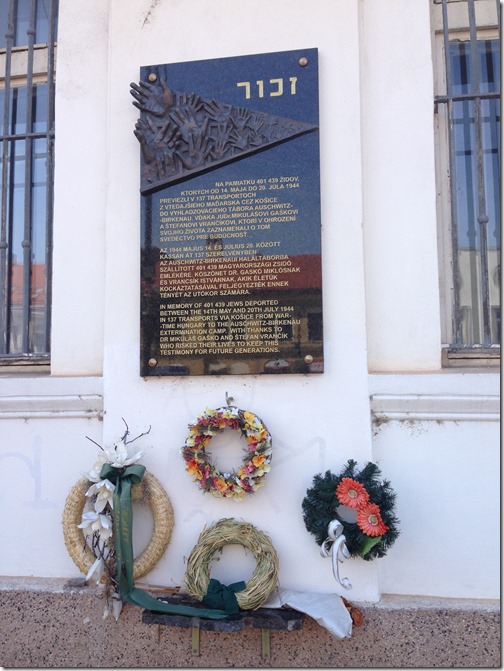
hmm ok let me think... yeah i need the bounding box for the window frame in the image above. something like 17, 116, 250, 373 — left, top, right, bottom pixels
431, 0, 500, 367
0, 0, 57, 371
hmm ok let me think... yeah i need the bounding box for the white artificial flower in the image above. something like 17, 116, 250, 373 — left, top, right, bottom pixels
84, 436, 145, 483
85, 479, 115, 512
102, 438, 145, 468
85, 452, 110, 483
85, 557, 105, 584
111, 593, 123, 621
102, 591, 123, 620
77, 511, 113, 541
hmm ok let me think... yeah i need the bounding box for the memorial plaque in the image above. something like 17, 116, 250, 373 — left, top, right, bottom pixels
134, 48, 323, 376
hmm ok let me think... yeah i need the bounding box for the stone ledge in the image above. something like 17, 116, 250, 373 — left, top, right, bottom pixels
370, 393, 500, 422
364, 593, 500, 612
0, 577, 498, 612
0, 376, 104, 419
0, 577, 500, 668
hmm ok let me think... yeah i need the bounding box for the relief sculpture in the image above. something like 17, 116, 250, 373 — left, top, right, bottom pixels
130, 71, 317, 194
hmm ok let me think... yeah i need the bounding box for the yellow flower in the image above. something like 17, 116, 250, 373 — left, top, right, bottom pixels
252, 454, 266, 468
214, 478, 228, 492
257, 428, 268, 442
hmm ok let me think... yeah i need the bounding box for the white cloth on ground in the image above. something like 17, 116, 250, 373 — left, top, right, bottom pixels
262, 588, 353, 639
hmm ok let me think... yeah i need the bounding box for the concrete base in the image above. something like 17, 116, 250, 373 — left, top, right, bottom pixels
0, 578, 500, 668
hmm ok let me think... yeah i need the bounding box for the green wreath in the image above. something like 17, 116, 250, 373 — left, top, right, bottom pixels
302, 460, 399, 560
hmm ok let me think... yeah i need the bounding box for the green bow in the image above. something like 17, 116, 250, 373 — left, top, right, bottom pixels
202, 578, 246, 615
99, 463, 227, 619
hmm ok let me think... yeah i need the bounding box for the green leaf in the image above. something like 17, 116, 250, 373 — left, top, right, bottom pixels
360, 535, 382, 556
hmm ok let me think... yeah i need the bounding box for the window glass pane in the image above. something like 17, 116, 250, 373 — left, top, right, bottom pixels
450, 39, 500, 346
31, 137, 47, 263
9, 262, 24, 352
10, 139, 26, 258
451, 43, 471, 94
0, 3, 9, 50
29, 260, 46, 352
14, 0, 32, 46
33, 83, 48, 133
482, 97, 501, 250
11, 140, 26, 243
483, 96, 501, 344
0, 0, 58, 49
11, 87, 27, 135
8, 139, 26, 354
0, 90, 4, 136
34, 0, 57, 44
480, 40, 500, 94
453, 100, 478, 249
450, 40, 501, 95
7, 84, 49, 135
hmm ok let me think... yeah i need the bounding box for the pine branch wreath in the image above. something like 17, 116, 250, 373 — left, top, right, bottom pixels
302, 460, 400, 560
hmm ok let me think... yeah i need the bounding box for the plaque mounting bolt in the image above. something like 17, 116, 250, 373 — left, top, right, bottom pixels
299, 57, 308, 67
148, 73, 157, 82
304, 354, 313, 364
148, 358, 158, 367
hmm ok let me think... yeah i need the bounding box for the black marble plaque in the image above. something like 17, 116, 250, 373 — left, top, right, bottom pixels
135, 48, 323, 376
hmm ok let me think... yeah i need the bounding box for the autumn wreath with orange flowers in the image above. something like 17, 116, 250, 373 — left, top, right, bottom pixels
181, 406, 272, 501
302, 460, 399, 560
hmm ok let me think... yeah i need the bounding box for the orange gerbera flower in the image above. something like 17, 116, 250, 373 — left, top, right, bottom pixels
356, 503, 389, 537
336, 478, 370, 508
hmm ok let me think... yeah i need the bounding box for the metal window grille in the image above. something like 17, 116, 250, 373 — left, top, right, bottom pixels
435, 0, 501, 356
0, 0, 57, 361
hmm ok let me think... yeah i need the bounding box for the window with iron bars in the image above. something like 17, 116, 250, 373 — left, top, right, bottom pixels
0, 0, 58, 367
432, 0, 500, 366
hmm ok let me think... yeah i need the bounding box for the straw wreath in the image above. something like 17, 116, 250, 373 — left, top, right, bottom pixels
185, 518, 279, 611
62, 471, 174, 579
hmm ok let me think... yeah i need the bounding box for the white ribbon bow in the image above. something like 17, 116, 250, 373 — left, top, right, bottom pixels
320, 520, 352, 590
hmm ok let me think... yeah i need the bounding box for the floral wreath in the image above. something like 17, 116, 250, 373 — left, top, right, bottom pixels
62, 424, 174, 619
181, 405, 272, 501
302, 460, 399, 561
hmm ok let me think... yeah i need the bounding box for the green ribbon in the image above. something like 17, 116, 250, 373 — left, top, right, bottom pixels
202, 578, 246, 615
99, 463, 228, 620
